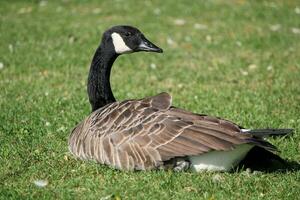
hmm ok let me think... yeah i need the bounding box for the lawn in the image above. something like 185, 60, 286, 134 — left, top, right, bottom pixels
0, 0, 299, 199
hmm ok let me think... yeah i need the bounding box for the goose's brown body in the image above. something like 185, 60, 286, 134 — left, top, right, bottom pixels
68, 92, 275, 171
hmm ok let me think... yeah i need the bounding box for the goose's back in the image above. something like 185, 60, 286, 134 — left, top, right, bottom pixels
68, 92, 275, 170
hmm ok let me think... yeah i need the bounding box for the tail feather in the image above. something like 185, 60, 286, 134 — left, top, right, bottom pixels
246, 138, 278, 152
243, 128, 293, 137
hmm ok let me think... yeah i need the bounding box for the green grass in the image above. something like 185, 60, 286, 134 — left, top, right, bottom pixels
1, 0, 300, 199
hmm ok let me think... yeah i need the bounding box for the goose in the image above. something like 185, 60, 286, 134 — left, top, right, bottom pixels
68, 25, 293, 172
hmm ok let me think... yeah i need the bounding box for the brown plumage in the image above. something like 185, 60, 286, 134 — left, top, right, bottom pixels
68, 25, 292, 172
68, 92, 276, 171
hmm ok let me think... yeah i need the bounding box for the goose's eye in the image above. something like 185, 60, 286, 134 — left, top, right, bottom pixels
124, 32, 132, 37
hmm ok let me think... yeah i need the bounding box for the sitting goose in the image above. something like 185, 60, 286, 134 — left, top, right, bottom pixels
68, 25, 292, 172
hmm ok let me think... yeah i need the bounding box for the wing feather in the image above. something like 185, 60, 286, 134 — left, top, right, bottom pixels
69, 92, 275, 170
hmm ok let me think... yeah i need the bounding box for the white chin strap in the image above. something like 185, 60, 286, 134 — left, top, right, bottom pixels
111, 32, 133, 54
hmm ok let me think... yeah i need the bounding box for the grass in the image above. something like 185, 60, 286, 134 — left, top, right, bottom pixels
0, 0, 299, 199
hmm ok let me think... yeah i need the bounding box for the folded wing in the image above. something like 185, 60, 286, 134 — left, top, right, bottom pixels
68, 92, 276, 170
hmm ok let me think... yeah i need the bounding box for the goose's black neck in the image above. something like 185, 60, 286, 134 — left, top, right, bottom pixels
87, 43, 118, 112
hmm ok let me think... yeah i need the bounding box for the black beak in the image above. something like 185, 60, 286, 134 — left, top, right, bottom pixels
137, 35, 163, 53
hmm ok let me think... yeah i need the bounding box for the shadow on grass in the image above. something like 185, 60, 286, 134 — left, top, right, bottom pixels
237, 146, 300, 173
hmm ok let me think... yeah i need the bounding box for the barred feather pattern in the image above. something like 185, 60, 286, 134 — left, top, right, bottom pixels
68, 92, 276, 170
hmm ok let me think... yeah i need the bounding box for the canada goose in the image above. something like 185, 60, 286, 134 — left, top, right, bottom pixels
68, 25, 293, 172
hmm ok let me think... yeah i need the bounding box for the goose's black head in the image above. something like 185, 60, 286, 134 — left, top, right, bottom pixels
102, 25, 163, 55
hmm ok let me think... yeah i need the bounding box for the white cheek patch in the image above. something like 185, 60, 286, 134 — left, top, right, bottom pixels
111, 32, 132, 54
